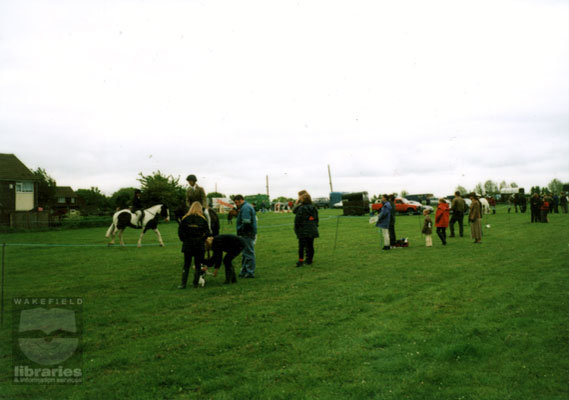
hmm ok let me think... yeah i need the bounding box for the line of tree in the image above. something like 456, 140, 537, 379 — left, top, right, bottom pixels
455, 178, 566, 196
32, 167, 569, 214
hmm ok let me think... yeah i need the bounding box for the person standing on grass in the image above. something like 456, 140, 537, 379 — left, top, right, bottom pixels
178, 201, 211, 289
204, 234, 245, 284
435, 198, 450, 245
468, 193, 482, 244
540, 195, 550, 223
375, 194, 392, 250
530, 193, 542, 223
552, 193, 559, 214
388, 194, 397, 246
422, 208, 433, 247
560, 192, 568, 214
449, 191, 466, 237
293, 191, 319, 267
234, 194, 257, 278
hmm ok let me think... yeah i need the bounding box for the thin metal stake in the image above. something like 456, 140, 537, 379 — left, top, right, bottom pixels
1, 243, 5, 326
333, 216, 340, 252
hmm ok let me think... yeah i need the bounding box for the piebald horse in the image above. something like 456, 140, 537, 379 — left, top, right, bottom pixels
106, 204, 169, 247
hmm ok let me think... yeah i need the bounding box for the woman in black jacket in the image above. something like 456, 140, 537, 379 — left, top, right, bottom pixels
178, 201, 212, 288
293, 192, 319, 267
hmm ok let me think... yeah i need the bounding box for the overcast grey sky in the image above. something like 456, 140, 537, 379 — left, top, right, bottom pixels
1, 0, 568, 199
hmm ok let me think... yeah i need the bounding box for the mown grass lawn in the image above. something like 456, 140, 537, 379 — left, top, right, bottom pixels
0, 207, 568, 399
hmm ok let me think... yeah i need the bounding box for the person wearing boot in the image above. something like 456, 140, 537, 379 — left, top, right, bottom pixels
204, 234, 245, 284
130, 189, 144, 227
177, 201, 211, 289
435, 198, 450, 245
293, 191, 319, 266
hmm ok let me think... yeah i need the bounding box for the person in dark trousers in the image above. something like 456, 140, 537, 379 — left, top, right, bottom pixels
519, 194, 527, 213
130, 189, 143, 227
388, 194, 397, 246
178, 201, 211, 288
204, 234, 245, 284
552, 194, 559, 214
449, 191, 466, 237
530, 193, 542, 223
422, 209, 433, 247
234, 195, 257, 278
435, 198, 450, 245
560, 192, 568, 214
293, 192, 319, 267
541, 195, 551, 223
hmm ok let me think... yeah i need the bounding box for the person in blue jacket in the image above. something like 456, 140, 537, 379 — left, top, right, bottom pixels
233, 195, 257, 278
375, 194, 392, 250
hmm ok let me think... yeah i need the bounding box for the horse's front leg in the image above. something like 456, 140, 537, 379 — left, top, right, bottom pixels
154, 229, 165, 247
137, 230, 146, 248
108, 228, 116, 245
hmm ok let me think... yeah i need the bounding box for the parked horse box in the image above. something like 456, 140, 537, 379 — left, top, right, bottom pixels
341, 192, 369, 216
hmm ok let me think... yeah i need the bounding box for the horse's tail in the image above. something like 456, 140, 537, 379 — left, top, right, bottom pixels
105, 223, 115, 238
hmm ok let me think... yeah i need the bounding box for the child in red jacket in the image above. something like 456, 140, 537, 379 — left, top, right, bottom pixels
435, 198, 450, 245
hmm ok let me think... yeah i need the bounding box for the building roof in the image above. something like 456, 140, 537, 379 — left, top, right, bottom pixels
0, 154, 37, 181
54, 186, 77, 198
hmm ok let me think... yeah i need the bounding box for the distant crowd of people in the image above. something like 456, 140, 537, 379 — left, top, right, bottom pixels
529, 192, 568, 223
377, 191, 483, 248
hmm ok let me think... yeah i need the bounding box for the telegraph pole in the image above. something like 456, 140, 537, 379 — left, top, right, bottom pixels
328, 164, 334, 192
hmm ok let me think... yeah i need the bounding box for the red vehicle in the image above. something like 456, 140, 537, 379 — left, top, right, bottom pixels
371, 198, 421, 215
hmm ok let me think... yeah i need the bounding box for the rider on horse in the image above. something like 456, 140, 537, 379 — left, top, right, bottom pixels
131, 189, 143, 227
186, 174, 211, 231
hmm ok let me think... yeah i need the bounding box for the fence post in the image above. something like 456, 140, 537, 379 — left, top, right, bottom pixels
333, 216, 340, 252
1, 243, 5, 326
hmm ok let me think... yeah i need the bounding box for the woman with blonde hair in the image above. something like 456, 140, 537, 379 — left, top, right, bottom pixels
178, 201, 211, 288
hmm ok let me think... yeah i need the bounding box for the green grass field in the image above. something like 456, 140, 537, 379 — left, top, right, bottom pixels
1, 207, 568, 399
